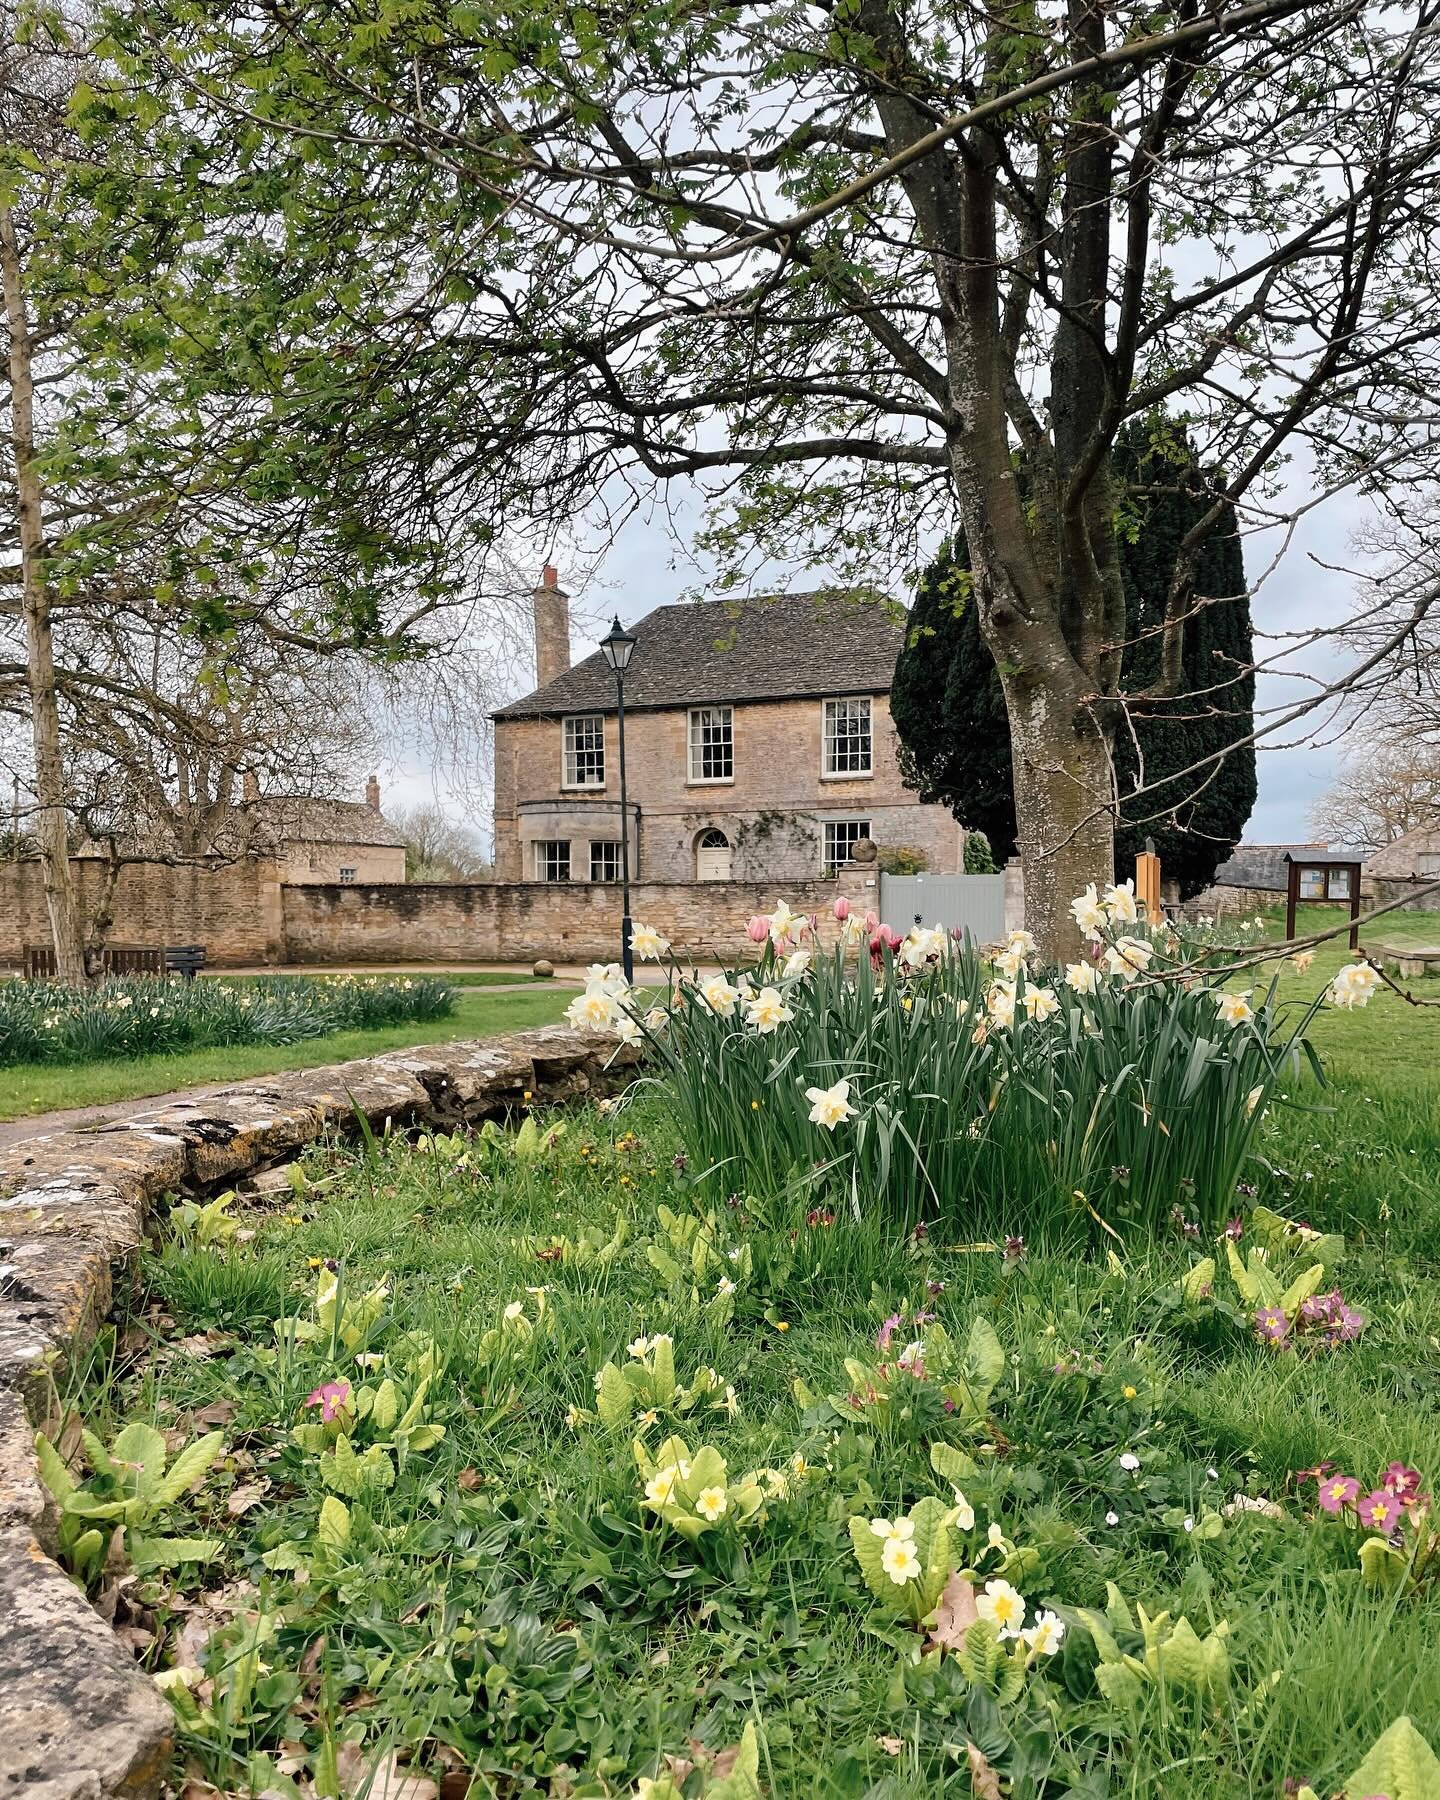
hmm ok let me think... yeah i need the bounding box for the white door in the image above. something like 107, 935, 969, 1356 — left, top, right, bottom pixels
696, 830, 732, 881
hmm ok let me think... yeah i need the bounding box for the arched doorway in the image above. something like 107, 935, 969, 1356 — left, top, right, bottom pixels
696, 828, 732, 881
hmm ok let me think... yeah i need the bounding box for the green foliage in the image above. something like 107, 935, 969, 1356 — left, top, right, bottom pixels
36, 1418, 225, 1589
892, 427, 1257, 895
963, 829, 997, 874
0, 975, 455, 1067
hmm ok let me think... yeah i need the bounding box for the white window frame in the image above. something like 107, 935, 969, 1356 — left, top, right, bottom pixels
822, 819, 871, 875
533, 839, 571, 882
589, 840, 621, 883
339, 866, 357, 884
687, 705, 735, 783
562, 714, 606, 789
822, 696, 873, 778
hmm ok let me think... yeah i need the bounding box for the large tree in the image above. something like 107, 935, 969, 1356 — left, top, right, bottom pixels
109, 0, 1440, 953
894, 427, 1257, 897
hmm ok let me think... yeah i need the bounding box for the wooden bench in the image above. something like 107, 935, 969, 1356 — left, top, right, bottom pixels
21, 942, 207, 980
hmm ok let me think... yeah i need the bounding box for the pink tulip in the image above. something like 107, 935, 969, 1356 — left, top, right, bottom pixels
864, 909, 879, 932
746, 914, 771, 943
833, 897, 851, 922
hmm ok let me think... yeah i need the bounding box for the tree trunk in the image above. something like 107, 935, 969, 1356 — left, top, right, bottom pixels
1000, 671, 1117, 964
0, 202, 85, 983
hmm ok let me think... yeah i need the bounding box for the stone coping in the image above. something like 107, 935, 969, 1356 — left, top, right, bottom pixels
0, 1025, 636, 1800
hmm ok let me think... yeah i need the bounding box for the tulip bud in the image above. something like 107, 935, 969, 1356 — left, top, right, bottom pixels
746, 914, 771, 943
833, 896, 851, 921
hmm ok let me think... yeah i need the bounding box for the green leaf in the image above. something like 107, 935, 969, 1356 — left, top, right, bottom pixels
1345, 1716, 1440, 1800
369, 1378, 399, 1432
110, 1422, 169, 1498
848, 1514, 898, 1604
35, 1433, 77, 1505
931, 1441, 978, 1485
596, 1363, 633, 1429
318, 1495, 351, 1549
129, 1533, 222, 1571
1278, 1263, 1326, 1318
1358, 1534, 1409, 1591
155, 1431, 225, 1504
1177, 1256, 1215, 1302
708, 1720, 761, 1799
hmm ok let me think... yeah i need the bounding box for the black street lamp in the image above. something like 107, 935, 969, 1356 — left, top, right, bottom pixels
600, 615, 638, 983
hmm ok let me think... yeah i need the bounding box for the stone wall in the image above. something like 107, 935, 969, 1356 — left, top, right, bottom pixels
1184, 873, 1439, 920
0, 856, 284, 967
281, 876, 849, 964
0, 1024, 641, 1800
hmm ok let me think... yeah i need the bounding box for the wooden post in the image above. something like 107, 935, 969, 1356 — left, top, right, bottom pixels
1135, 840, 1161, 923
1285, 860, 1299, 943
1348, 864, 1362, 951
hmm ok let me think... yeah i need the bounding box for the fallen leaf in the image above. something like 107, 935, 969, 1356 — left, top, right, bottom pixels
226, 1483, 269, 1518
876, 1737, 903, 1757
336, 1746, 438, 1800
965, 1741, 1002, 1800
456, 1468, 481, 1492
193, 1399, 239, 1427
928, 1572, 980, 1653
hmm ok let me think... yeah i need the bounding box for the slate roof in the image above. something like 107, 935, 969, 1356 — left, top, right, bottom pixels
1210, 843, 1331, 889
492, 591, 905, 720
253, 797, 407, 849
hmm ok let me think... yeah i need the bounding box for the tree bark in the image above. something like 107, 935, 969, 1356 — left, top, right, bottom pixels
0, 201, 86, 984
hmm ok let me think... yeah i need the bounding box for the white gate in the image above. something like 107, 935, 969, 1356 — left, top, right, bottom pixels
879, 873, 1007, 945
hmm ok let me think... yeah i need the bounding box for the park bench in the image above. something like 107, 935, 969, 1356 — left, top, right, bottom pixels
21, 942, 208, 980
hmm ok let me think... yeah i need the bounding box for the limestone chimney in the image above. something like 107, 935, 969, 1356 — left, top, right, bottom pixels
533, 564, 571, 688
365, 773, 381, 812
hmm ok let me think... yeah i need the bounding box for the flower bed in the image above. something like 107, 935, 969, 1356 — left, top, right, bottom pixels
566, 886, 1378, 1237
0, 974, 456, 1066
32, 1065, 1440, 1800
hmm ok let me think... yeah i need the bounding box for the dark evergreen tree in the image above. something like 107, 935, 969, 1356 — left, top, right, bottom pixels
892, 428, 1256, 897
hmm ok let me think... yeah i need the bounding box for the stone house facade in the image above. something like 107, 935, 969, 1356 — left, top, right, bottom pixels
1365, 823, 1440, 881
491, 575, 965, 885
254, 776, 408, 885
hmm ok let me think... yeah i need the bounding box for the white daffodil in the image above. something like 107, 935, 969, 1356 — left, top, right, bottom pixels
1104, 879, 1140, 924
745, 985, 795, 1034
698, 975, 740, 1017
613, 1014, 642, 1044
1007, 928, 1037, 958
783, 948, 813, 978
629, 922, 669, 961
1330, 962, 1380, 1009
1104, 936, 1154, 981
567, 989, 618, 1030
1022, 985, 1059, 1021
805, 1077, 858, 1129
1215, 991, 1253, 1027
993, 947, 1026, 979
976, 1579, 1027, 1639
768, 899, 802, 946
987, 980, 1017, 1028
1070, 883, 1109, 939
1065, 960, 1101, 994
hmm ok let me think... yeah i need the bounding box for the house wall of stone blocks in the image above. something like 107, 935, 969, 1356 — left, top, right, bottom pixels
492, 696, 965, 884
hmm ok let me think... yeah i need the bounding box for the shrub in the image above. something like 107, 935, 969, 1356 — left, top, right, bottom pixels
963, 829, 998, 874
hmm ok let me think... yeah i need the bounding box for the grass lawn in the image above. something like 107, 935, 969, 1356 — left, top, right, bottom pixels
47, 931, 1440, 1799
0, 985, 572, 1122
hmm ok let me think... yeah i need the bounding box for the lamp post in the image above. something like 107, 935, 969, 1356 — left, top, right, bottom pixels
600, 615, 638, 983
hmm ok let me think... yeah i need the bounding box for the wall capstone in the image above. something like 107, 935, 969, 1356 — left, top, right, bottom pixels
0, 1024, 639, 1800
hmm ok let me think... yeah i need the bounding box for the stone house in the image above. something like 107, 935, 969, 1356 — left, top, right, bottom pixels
1365, 823, 1440, 881
245, 775, 408, 885
491, 573, 965, 884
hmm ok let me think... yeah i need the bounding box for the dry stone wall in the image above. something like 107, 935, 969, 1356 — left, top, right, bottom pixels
0, 1025, 639, 1800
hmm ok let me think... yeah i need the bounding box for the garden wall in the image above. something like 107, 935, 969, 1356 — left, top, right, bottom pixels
0, 856, 285, 967
279, 876, 848, 964
0, 1023, 640, 1800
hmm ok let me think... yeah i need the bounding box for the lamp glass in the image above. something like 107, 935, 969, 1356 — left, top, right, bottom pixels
600, 616, 637, 673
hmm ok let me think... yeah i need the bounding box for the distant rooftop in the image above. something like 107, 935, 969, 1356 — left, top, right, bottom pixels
1211, 843, 1334, 889
492, 590, 904, 720
253, 796, 406, 850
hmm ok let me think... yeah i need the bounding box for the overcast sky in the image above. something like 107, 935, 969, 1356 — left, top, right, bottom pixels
383, 458, 1368, 855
